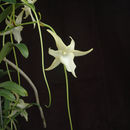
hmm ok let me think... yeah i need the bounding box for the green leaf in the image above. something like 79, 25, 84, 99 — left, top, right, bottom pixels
0, 3, 24, 24
15, 43, 29, 58
0, 81, 28, 97
3, 99, 11, 118
4, 99, 10, 114
1, 0, 16, 4
0, 5, 12, 24
20, 110, 28, 121
0, 89, 15, 101
0, 42, 14, 63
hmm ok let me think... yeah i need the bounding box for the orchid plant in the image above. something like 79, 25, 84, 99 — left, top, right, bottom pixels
0, 0, 93, 130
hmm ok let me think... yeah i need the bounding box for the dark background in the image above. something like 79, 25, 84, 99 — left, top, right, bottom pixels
1, 0, 130, 130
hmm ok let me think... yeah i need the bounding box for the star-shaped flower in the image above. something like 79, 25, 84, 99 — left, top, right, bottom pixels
8, 99, 29, 121
46, 29, 93, 77
0, 11, 24, 43
22, 0, 36, 28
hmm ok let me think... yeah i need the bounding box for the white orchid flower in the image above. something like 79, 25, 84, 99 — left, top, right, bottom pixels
0, 11, 24, 43
46, 29, 93, 77
8, 99, 29, 121
16, 99, 29, 109
23, 0, 36, 28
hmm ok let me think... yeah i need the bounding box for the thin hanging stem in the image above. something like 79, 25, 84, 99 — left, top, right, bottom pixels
5, 60, 12, 81
12, 4, 15, 23
29, 3, 52, 108
10, 6, 20, 85
11, 119, 17, 130
3, 58, 47, 128
64, 66, 73, 130
10, 33, 21, 85
21, 0, 51, 108
2, 26, 12, 81
10, 119, 13, 130
40, 22, 56, 33
13, 47, 21, 84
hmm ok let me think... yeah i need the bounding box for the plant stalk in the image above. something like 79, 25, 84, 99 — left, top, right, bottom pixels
64, 66, 73, 130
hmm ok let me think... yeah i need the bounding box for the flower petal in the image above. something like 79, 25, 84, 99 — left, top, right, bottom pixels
17, 99, 28, 109
5, 19, 12, 27
23, 6, 30, 19
48, 48, 60, 58
47, 29, 66, 50
60, 53, 77, 77
23, 6, 36, 28
73, 48, 93, 57
0, 30, 12, 36
16, 11, 24, 25
45, 58, 60, 71
28, 0, 36, 4
8, 110, 17, 118
20, 110, 28, 121
12, 26, 23, 43
67, 36, 75, 51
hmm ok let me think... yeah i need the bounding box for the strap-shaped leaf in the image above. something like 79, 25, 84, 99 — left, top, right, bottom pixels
0, 3, 23, 24
0, 89, 15, 101
4, 99, 10, 115
0, 5, 12, 24
15, 43, 29, 58
1, 0, 16, 4
0, 81, 28, 97
0, 42, 14, 63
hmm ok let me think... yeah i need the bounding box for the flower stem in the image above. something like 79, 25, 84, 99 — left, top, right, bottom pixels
12, 4, 15, 23
5, 62, 12, 81
64, 66, 73, 130
10, 33, 21, 85
13, 47, 21, 84
3, 58, 47, 128
21, 0, 51, 108
2, 26, 12, 81
30, 4, 52, 108
0, 21, 37, 34
40, 22, 56, 33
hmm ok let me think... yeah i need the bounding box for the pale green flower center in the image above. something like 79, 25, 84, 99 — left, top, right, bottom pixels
62, 51, 67, 55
